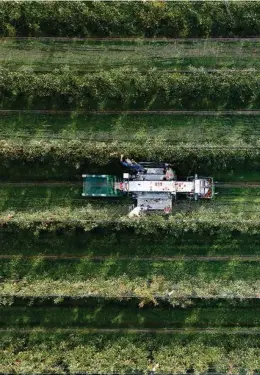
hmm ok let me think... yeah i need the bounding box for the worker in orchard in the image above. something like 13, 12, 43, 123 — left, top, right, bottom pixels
164, 163, 175, 180
120, 154, 147, 173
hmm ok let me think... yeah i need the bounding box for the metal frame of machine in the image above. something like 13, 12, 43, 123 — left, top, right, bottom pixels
82, 162, 214, 216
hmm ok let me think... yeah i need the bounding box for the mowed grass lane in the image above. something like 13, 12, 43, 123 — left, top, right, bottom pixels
2, 226, 260, 257
0, 184, 260, 212
2, 227, 260, 257
2, 303, 260, 329
0, 184, 129, 212
1, 39, 260, 71
1, 257, 259, 281
1, 112, 260, 145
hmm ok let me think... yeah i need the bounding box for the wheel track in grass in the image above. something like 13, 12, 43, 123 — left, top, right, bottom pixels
2, 133, 260, 144
0, 327, 260, 334
0, 255, 259, 261
1, 110, 260, 115
2, 135, 260, 149
4, 67, 260, 73
2, 37, 260, 42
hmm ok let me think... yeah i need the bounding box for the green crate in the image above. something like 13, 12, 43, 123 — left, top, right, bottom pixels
82, 175, 123, 197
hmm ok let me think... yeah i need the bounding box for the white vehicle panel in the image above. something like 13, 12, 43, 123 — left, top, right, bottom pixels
127, 180, 197, 193
195, 179, 201, 194
128, 180, 176, 193
175, 181, 194, 193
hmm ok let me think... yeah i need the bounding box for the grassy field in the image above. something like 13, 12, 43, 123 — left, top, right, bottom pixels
1, 39, 260, 71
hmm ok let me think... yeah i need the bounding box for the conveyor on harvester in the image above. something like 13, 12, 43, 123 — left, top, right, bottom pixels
82, 161, 215, 217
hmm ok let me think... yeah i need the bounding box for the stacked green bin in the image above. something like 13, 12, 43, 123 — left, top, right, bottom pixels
82, 175, 123, 197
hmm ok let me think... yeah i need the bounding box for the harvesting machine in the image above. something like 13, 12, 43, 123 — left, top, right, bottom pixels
82, 162, 214, 216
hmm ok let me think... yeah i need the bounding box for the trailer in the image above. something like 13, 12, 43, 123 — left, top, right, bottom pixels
82, 162, 214, 216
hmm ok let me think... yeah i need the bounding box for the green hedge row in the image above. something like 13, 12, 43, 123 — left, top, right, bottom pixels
1, 139, 260, 179
2, 206, 260, 235
1, 332, 260, 374
1, 68, 260, 110
1, 1, 260, 37
1, 277, 259, 304
1, 138, 259, 163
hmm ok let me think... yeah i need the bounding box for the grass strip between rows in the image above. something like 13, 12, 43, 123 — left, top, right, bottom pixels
2, 229, 260, 257
2, 305, 260, 328
1, 113, 260, 145
2, 39, 260, 71
1, 258, 259, 282
1, 185, 260, 212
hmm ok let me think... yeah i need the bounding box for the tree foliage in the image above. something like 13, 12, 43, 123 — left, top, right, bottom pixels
1, 68, 260, 110
0, 138, 260, 175
1, 277, 259, 304
1, 332, 260, 374
1, 1, 260, 38
2, 206, 260, 236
